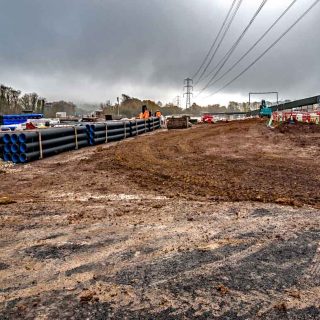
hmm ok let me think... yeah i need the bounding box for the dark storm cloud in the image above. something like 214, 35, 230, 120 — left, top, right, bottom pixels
0, 0, 319, 105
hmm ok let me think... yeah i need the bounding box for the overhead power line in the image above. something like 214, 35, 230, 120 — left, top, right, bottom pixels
204, 0, 320, 99
198, 0, 268, 96
206, 0, 297, 90
195, 0, 243, 85
192, 0, 237, 81
198, 0, 270, 85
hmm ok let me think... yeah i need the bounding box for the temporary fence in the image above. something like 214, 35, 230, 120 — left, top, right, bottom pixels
0, 117, 161, 164
270, 111, 320, 125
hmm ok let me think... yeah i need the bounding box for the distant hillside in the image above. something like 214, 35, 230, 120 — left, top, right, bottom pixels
99, 94, 238, 118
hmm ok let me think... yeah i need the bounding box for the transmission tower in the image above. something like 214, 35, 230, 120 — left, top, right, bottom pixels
183, 78, 193, 109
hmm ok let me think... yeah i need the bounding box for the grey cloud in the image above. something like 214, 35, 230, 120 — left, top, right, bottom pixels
0, 0, 319, 105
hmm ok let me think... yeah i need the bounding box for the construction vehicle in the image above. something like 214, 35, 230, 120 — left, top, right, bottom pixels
259, 100, 272, 118
201, 113, 215, 123
249, 92, 278, 119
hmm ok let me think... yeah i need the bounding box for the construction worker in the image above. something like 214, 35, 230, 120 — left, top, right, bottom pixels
143, 109, 149, 119
155, 110, 161, 118
137, 105, 149, 119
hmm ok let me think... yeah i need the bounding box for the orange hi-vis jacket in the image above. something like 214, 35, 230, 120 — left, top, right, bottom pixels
155, 111, 161, 117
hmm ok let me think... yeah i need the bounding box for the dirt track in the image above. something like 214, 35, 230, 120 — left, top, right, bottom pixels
97, 119, 320, 207
0, 119, 319, 319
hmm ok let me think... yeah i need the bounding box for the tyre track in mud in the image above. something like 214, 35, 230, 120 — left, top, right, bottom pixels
94, 119, 320, 208
0, 119, 319, 319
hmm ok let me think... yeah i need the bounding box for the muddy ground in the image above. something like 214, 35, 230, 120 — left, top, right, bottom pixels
0, 119, 319, 319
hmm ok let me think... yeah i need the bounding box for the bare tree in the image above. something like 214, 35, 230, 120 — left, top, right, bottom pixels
121, 94, 131, 102
36, 98, 46, 113
0, 85, 22, 113
29, 93, 38, 110
20, 94, 30, 110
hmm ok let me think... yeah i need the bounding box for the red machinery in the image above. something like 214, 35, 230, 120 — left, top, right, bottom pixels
201, 114, 215, 123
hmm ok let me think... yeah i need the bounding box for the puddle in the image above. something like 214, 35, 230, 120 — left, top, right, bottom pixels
48, 192, 167, 202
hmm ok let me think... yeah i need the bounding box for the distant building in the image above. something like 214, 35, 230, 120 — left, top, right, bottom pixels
44, 103, 53, 115
56, 112, 67, 118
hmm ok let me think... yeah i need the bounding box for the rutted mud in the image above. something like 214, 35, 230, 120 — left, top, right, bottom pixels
0, 119, 319, 319
95, 119, 320, 208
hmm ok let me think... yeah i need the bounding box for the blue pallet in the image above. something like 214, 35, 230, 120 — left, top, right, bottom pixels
0, 113, 43, 125
2, 113, 43, 119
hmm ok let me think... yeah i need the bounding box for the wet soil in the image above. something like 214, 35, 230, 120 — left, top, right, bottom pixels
95, 119, 320, 208
0, 119, 319, 319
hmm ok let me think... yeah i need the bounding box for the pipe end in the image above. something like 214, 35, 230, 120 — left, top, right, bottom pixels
10, 134, 19, 144
18, 133, 27, 143
11, 144, 19, 153
19, 153, 28, 163
3, 153, 12, 162
12, 153, 20, 164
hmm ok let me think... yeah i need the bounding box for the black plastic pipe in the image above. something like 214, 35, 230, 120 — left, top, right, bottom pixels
0, 134, 4, 159
10, 134, 19, 144
20, 140, 88, 163
3, 134, 12, 144
89, 121, 131, 133
89, 131, 107, 139
107, 127, 126, 135
4, 144, 11, 153
12, 153, 20, 164
93, 133, 125, 144
18, 126, 87, 143
2, 118, 161, 163
10, 144, 20, 153
19, 133, 88, 153
90, 122, 123, 132
3, 152, 12, 162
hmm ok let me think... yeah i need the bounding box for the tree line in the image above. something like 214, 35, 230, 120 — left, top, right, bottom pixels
0, 84, 76, 117
0, 84, 45, 114
98, 94, 262, 118
0, 84, 263, 119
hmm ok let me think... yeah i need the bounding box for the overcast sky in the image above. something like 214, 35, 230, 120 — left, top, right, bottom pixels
0, 0, 319, 107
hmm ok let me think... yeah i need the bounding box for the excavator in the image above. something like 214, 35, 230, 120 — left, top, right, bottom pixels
249, 92, 277, 118
259, 100, 272, 118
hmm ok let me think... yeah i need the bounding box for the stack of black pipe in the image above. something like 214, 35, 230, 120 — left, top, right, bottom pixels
87, 118, 161, 144
1, 126, 89, 163
1, 117, 161, 163
0, 133, 5, 160
2, 133, 20, 163
132, 119, 148, 136
130, 118, 161, 137
87, 121, 131, 145
148, 117, 161, 131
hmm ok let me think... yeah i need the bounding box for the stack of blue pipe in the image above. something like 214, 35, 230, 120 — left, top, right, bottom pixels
1, 126, 89, 163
